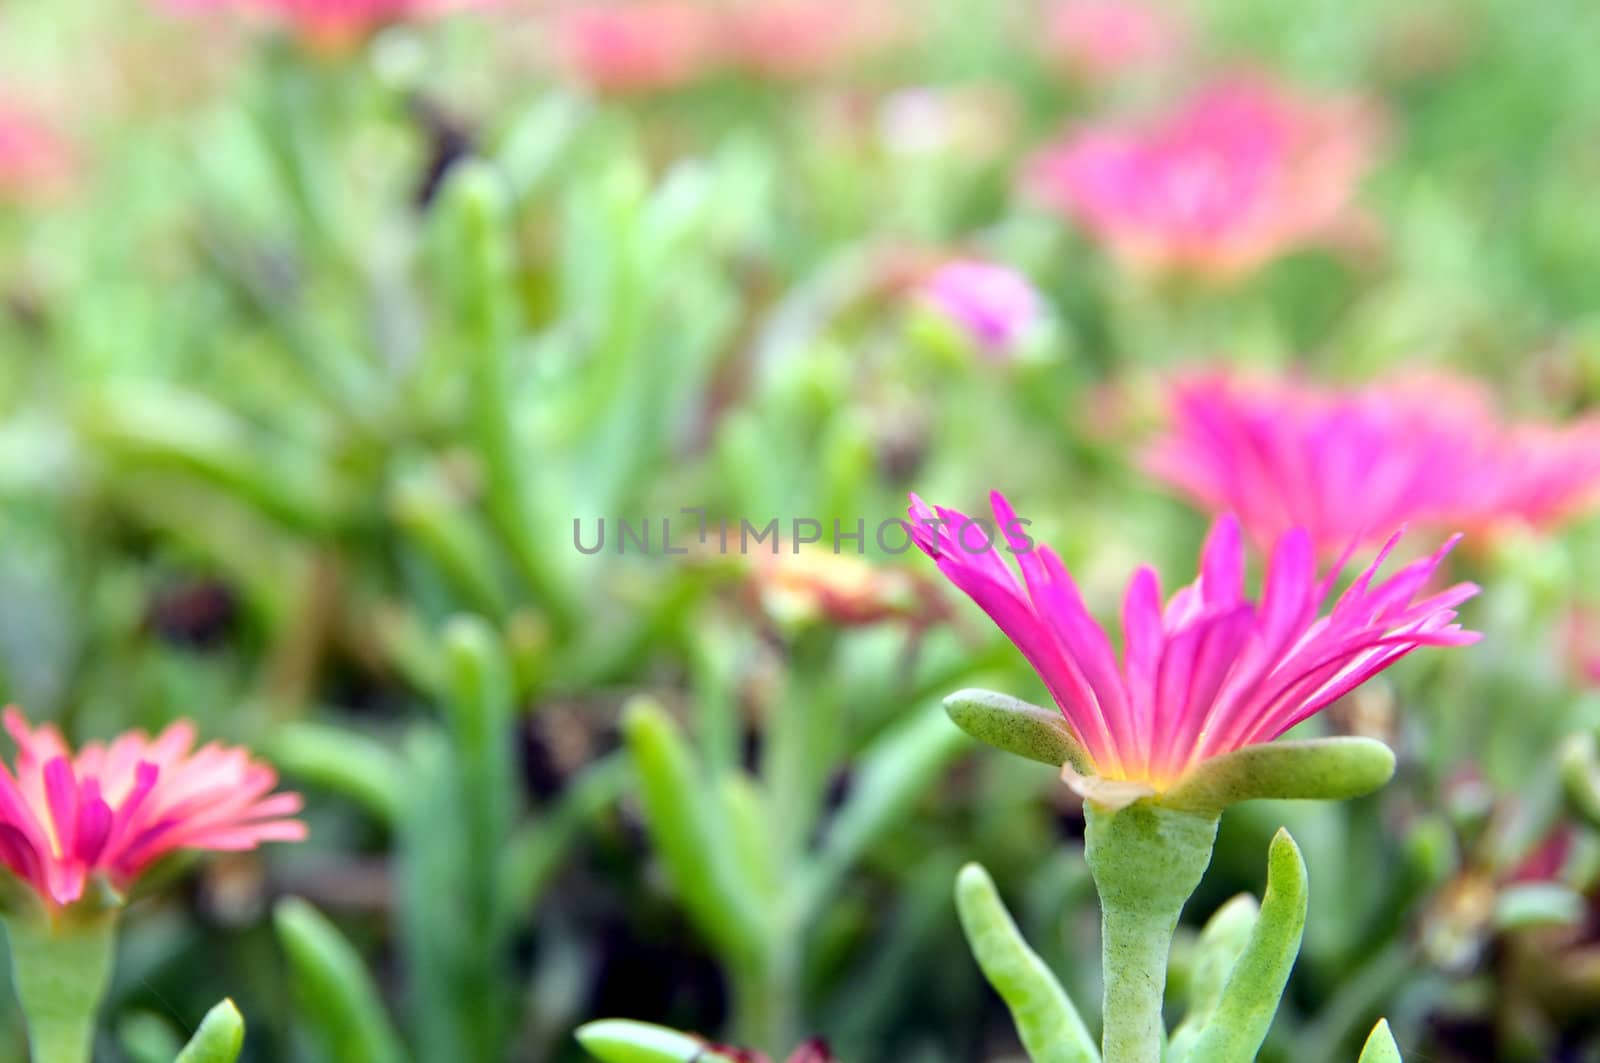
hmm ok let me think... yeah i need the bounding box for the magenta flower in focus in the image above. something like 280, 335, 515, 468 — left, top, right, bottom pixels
908, 492, 1477, 790
919, 259, 1045, 358
1148, 371, 1600, 554
1027, 76, 1381, 279
0, 105, 73, 203
551, 2, 718, 95
1041, 0, 1190, 83
0, 708, 305, 908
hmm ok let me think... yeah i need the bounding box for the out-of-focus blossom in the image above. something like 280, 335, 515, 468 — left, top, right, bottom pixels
163, 0, 491, 51
0, 104, 73, 203
550, 2, 717, 94
1148, 371, 1600, 554
0, 708, 305, 909
548, 1, 898, 93
877, 83, 1022, 160
1041, 0, 1190, 83
752, 549, 937, 629
918, 259, 1045, 358
720, 0, 899, 80
908, 492, 1477, 791
1567, 610, 1600, 688
1027, 76, 1382, 279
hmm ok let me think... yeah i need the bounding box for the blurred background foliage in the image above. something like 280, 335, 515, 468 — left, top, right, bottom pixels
3, 0, 1600, 1060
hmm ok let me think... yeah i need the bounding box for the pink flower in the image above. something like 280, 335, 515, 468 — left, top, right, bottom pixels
907, 492, 1478, 790
550, 2, 718, 95
1041, 0, 1190, 83
720, 0, 899, 80
1148, 371, 1600, 554
162, 0, 488, 50
1567, 610, 1600, 689
1027, 76, 1381, 278
918, 259, 1045, 357
0, 708, 305, 908
0, 105, 74, 203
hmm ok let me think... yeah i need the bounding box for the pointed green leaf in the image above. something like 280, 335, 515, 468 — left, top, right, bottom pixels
1494, 882, 1585, 931
174, 999, 246, 1063
274, 898, 409, 1063
798, 704, 969, 917
1162, 739, 1395, 812
1169, 895, 1260, 1063
118, 1011, 181, 1063
1186, 830, 1308, 1063
1559, 732, 1600, 830
575, 1020, 741, 1063
954, 863, 1100, 1063
622, 700, 767, 971
943, 689, 1092, 772
267, 721, 403, 826
499, 754, 629, 919
438, 616, 517, 1058
1357, 1019, 1403, 1062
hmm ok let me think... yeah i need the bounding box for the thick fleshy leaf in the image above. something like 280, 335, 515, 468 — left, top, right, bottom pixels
1161, 738, 1395, 812
1185, 830, 1308, 1063
174, 999, 246, 1063
267, 722, 404, 826
274, 897, 409, 1063
798, 705, 969, 917
954, 863, 1100, 1063
575, 1020, 741, 1063
943, 689, 1092, 771
1357, 1019, 1403, 1062
1494, 883, 1585, 931
622, 700, 767, 970
1169, 895, 1259, 1063
1559, 732, 1600, 830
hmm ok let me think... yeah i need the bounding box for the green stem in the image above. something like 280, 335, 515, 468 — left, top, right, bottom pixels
732, 942, 798, 1057
1084, 800, 1220, 1063
5, 911, 119, 1063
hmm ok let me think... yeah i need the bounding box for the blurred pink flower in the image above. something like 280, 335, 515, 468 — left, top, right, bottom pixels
1042, 0, 1190, 82
0, 708, 305, 909
0, 105, 74, 203
908, 492, 1478, 790
163, 0, 489, 49
720, 0, 899, 80
1148, 371, 1600, 554
1027, 76, 1382, 279
1567, 611, 1600, 689
551, 2, 718, 94
918, 259, 1045, 357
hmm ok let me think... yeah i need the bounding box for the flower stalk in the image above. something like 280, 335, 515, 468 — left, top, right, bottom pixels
4, 906, 118, 1063
1084, 800, 1219, 1063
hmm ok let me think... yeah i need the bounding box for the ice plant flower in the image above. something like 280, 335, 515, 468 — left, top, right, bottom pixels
1148, 371, 1600, 555
550, 2, 718, 95
751, 549, 937, 628
917, 259, 1045, 359
162, 0, 492, 51
0, 708, 305, 908
0, 708, 303, 1063
1570, 610, 1600, 688
1041, 0, 1190, 83
720, 0, 899, 80
0, 104, 73, 203
909, 491, 1478, 799
1026, 76, 1381, 279
915, 491, 1477, 1063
